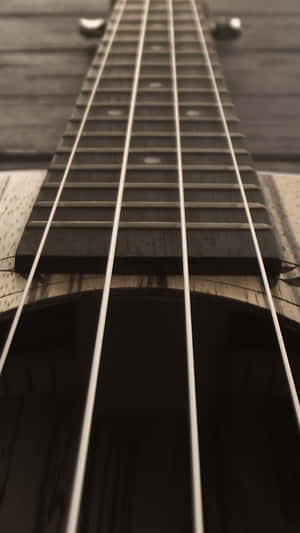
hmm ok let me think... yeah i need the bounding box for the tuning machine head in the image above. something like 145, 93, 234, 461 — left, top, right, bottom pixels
79, 18, 106, 38
210, 17, 242, 41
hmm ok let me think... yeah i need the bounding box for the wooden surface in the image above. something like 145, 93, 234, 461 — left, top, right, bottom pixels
0, 0, 300, 171
210, 0, 300, 14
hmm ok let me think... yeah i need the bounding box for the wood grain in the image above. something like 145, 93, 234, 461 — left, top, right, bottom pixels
0, 0, 111, 16
0, 6, 300, 166
210, 0, 300, 14
0, 18, 101, 52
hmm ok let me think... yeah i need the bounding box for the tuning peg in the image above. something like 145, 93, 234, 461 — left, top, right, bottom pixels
79, 18, 106, 38
210, 17, 242, 41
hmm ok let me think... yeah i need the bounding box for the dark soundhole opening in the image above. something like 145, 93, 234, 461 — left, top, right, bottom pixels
0, 289, 299, 533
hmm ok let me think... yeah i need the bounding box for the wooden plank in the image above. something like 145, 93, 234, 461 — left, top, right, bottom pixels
0, 96, 299, 159
2, 15, 300, 54
233, 96, 300, 156
0, 0, 111, 16
221, 52, 300, 96
216, 16, 300, 52
2, 0, 300, 17
211, 0, 300, 14
0, 52, 89, 96
0, 98, 73, 153
0, 50, 298, 98
1, 15, 300, 54
0, 8, 299, 165
0, 17, 102, 52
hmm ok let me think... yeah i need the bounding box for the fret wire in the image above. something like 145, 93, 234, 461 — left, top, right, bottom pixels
167, 1, 205, 533
0, 0, 128, 371
65, 1, 152, 532
29, 221, 271, 230
189, 0, 300, 429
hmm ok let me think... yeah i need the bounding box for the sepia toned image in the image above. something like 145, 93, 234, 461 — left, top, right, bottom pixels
0, 1, 299, 532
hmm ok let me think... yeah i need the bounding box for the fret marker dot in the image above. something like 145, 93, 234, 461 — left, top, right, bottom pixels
186, 109, 201, 117
108, 109, 123, 116
144, 156, 161, 165
151, 45, 163, 51
149, 82, 163, 88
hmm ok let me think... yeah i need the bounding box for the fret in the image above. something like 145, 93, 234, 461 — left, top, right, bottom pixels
28, 221, 271, 231
116, 21, 205, 28
54, 148, 250, 166
61, 132, 245, 149
79, 88, 230, 104
93, 54, 220, 66
69, 116, 238, 122
41, 182, 259, 190
33, 201, 266, 224
121, 15, 204, 22
87, 66, 223, 78
39, 181, 261, 204
32, 210, 268, 226
68, 118, 239, 134
114, 8, 204, 16
103, 36, 215, 45
107, 43, 217, 54
36, 201, 265, 209
114, 25, 212, 36
56, 147, 246, 155
46, 166, 256, 184
76, 102, 233, 108
51, 164, 253, 172
87, 69, 224, 79
82, 94, 232, 105
73, 103, 234, 120
76, 102, 233, 111
83, 77, 227, 90
91, 59, 221, 69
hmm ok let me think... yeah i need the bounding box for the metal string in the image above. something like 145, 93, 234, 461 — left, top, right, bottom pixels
64, 0, 151, 531
189, 0, 300, 430
167, 1, 205, 532
0, 0, 129, 378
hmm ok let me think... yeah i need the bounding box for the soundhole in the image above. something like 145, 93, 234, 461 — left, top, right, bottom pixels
0, 289, 299, 532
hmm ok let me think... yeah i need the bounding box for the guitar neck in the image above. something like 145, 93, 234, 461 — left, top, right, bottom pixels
15, 0, 280, 278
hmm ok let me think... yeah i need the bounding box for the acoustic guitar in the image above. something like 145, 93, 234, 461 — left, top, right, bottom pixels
0, 0, 299, 532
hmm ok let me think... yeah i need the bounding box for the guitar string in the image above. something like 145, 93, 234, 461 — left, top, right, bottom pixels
64, 0, 151, 531
189, 0, 300, 429
0, 0, 128, 378
167, 1, 205, 532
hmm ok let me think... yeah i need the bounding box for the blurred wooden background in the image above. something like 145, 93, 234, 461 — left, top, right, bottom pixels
0, 0, 300, 172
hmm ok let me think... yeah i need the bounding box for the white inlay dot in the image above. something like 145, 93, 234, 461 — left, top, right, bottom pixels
149, 82, 163, 88
151, 45, 163, 52
144, 156, 161, 165
107, 109, 123, 116
186, 109, 201, 117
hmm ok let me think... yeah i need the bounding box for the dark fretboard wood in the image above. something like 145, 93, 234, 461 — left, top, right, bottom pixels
16, 0, 280, 277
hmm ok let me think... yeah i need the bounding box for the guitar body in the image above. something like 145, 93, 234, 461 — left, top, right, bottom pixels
0, 167, 299, 532
0, 1, 299, 532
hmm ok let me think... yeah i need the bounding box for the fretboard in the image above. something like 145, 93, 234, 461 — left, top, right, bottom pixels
16, 0, 280, 277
